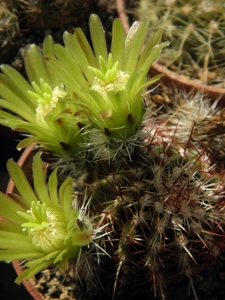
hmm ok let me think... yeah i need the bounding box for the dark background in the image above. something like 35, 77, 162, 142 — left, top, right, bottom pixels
0, 125, 32, 300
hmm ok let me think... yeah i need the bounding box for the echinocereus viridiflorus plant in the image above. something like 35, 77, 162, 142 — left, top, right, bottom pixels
1, 12, 225, 300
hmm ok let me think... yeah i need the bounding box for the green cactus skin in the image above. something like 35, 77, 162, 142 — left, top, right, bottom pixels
138, 0, 225, 86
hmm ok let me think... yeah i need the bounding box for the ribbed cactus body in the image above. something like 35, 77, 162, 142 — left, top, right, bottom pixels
6, 0, 96, 29
138, 0, 225, 85
0, 2, 19, 63
75, 104, 225, 299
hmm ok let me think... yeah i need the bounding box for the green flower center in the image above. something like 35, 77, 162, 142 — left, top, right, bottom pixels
28, 78, 67, 123
89, 54, 130, 97
19, 201, 67, 253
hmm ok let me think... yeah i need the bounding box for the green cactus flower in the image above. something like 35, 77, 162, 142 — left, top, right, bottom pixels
45, 15, 168, 141
0, 14, 168, 159
0, 40, 88, 158
0, 152, 93, 284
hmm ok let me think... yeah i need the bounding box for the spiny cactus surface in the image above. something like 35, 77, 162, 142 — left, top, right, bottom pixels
138, 0, 225, 86
0, 2, 20, 62
5, 0, 97, 29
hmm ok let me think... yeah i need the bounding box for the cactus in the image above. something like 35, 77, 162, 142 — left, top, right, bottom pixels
0, 14, 225, 300
5, 0, 97, 30
138, 0, 225, 85
0, 2, 20, 63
